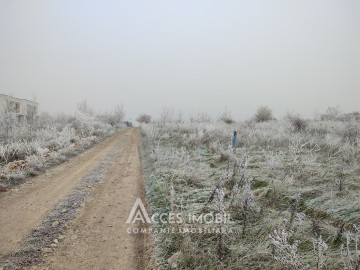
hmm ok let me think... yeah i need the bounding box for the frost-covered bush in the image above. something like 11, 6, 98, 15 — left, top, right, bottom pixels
290, 116, 308, 132
26, 155, 45, 170
73, 101, 122, 137
342, 120, 359, 145
321, 106, 341, 121
137, 113, 151, 124
141, 124, 159, 142
254, 106, 274, 122
269, 227, 303, 269
0, 144, 16, 164
0, 100, 125, 186
73, 111, 97, 137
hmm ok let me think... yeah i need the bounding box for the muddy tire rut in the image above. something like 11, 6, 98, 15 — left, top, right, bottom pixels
0, 128, 149, 270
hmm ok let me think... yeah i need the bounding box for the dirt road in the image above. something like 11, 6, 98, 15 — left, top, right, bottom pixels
0, 128, 149, 270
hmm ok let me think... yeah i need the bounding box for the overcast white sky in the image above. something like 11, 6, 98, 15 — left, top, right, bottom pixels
0, 0, 359, 121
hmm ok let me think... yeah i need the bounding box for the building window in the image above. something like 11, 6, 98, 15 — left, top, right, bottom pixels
27, 104, 37, 117
7, 101, 20, 113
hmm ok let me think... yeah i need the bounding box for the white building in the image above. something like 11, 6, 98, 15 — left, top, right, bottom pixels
0, 94, 38, 121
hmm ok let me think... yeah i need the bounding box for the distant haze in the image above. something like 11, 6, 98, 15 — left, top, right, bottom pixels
0, 0, 359, 121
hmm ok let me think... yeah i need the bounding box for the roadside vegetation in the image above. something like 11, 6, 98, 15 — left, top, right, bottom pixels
141, 107, 360, 269
0, 100, 125, 191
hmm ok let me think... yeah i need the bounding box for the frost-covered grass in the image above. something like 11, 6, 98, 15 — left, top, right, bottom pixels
141, 117, 360, 269
0, 104, 125, 189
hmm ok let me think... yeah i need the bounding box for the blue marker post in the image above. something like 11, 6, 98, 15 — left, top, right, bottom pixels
233, 131, 237, 151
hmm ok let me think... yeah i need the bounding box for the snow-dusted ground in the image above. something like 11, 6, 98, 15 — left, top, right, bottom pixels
141, 117, 360, 269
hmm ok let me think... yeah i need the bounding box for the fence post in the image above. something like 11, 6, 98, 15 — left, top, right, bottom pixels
233, 131, 237, 150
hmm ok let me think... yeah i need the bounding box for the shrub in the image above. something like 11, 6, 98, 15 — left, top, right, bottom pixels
218, 109, 234, 124
137, 114, 151, 124
339, 111, 360, 121
320, 106, 341, 121
289, 116, 308, 132
223, 118, 234, 124
26, 155, 44, 170
197, 112, 212, 123
254, 106, 273, 122
342, 121, 359, 145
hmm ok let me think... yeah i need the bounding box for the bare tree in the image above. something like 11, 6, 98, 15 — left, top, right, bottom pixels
77, 100, 94, 116
321, 106, 341, 120
197, 112, 212, 123
113, 104, 125, 124
159, 107, 174, 126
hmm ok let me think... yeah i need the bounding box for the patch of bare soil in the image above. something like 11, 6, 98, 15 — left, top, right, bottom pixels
0, 128, 149, 270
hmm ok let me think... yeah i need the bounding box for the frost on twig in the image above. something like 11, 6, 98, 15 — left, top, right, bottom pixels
312, 235, 328, 270
340, 227, 360, 270
214, 187, 229, 260
269, 227, 303, 269
241, 177, 256, 237
289, 192, 305, 229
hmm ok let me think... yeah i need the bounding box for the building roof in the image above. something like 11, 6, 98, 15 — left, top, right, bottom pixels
0, 93, 39, 104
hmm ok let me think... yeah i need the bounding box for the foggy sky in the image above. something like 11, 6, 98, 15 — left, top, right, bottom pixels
0, 0, 359, 121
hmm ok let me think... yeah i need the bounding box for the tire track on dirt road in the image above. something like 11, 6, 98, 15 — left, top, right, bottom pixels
42, 127, 149, 270
0, 128, 149, 269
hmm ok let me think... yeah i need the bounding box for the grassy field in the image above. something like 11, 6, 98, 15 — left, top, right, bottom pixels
141, 115, 360, 269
